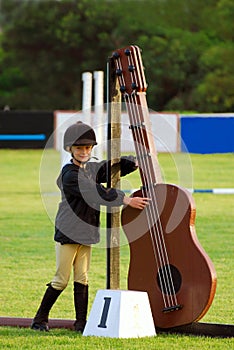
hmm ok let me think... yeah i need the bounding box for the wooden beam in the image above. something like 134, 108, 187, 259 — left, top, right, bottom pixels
0, 317, 74, 329
157, 322, 234, 339
106, 57, 121, 289
0, 317, 233, 338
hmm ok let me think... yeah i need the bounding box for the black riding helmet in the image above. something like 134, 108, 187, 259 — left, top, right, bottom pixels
63, 121, 97, 151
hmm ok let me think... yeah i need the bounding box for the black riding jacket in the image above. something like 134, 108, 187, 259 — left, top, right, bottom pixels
54, 156, 137, 245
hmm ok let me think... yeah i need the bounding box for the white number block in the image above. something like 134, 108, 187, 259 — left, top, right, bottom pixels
83, 289, 156, 338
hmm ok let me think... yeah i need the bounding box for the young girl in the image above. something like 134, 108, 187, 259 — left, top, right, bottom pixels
31, 121, 149, 333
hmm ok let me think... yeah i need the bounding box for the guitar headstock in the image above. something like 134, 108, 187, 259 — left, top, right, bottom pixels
112, 45, 147, 95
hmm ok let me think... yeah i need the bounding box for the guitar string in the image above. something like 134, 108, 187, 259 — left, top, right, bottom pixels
127, 50, 178, 306
117, 51, 178, 308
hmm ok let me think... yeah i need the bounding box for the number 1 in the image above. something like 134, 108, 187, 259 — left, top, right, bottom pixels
98, 297, 111, 328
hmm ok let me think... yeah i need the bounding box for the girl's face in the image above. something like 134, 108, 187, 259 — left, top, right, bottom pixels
71, 145, 93, 164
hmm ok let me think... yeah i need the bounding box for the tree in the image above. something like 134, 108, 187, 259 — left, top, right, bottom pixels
0, 0, 233, 112
193, 0, 234, 111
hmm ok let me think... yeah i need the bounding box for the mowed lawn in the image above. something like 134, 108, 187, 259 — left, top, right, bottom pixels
0, 149, 233, 349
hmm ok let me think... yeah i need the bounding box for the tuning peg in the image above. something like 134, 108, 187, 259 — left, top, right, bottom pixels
112, 51, 120, 59
116, 69, 122, 76
120, 86, 126, 93
128, 65, 135, 72
131, 82, 137, 90
124, 49, 131, 56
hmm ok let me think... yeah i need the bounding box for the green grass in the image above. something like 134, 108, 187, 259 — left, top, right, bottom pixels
0, 150, 233, 349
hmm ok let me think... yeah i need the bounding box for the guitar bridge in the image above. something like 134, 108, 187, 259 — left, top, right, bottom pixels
163, 304, 183, 313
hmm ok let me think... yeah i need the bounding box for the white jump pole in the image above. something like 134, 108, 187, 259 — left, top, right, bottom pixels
60, 72, 93, 166
82, 72, 93, 126
93, 71, 104, 161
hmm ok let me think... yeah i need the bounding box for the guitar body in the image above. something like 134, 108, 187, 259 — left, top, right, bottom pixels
121, 184, 217, 329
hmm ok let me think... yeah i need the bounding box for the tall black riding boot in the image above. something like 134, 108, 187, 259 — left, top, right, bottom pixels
31, 284, 63, 331
73, 282, 88, 333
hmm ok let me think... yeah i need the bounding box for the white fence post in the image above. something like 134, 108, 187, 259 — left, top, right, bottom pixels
82, 72, 93, 126
93, 71, 104, 160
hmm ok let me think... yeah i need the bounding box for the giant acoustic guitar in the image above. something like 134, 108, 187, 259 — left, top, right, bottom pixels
112, 45, 217, 329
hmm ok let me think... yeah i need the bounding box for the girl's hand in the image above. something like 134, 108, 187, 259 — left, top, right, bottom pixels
123, 196, 151, 210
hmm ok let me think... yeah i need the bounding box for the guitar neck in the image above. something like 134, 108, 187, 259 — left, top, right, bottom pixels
125, 92, 162, 186
113, 45, 163, 187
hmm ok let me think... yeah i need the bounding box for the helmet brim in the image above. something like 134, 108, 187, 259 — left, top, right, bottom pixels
72, 139, 97, 146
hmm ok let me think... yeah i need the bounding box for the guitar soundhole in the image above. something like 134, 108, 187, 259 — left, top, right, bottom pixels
157, 264, 182, 295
